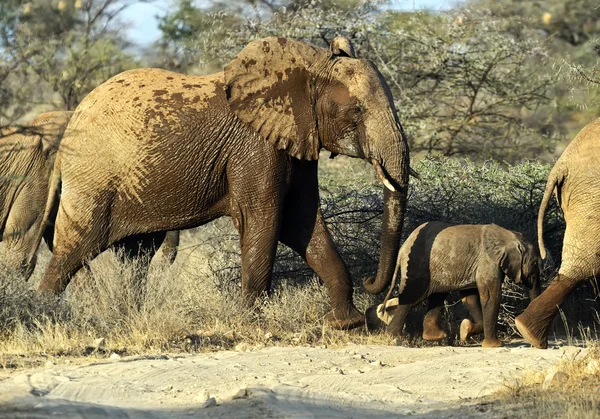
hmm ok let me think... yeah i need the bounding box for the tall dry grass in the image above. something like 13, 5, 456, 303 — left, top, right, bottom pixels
0, 229, 396, 365
0, 156, 598, 366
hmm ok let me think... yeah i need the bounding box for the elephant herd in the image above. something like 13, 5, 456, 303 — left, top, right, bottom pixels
1, 36, 599, 349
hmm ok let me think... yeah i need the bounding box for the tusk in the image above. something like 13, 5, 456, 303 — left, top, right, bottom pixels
372, 159, 396, 192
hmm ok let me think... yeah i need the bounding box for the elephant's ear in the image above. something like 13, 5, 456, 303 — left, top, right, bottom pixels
330, 36, 355, 57
224, 37, 328, 160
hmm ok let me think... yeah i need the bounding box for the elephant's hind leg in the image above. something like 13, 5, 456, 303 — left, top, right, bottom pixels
459, 289, 484, 341
422, 293, 448, 341
386, 302, 415, 337
515, 273, 580, 349
38, 201, 110, 294
40, 245, 104, 294
160, 231, 179, 265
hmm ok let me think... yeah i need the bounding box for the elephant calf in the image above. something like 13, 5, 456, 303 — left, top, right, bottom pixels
365, 222, 541, 347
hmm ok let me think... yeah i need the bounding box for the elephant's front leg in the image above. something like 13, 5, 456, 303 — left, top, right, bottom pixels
476, 272, 503, 348
279, 161, 363, 329
230, 201, 283, 305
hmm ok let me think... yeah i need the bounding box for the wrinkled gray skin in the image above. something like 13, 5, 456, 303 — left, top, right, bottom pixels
516, 118, 600, 349
36, 36, 411, 329
365, 222, 541, 347
0, 111, 72, 278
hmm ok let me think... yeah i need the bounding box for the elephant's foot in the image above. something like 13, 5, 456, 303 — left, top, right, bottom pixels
326, 305, 365, 330
481, 338, 504, 348
515, 313, 548, 349
422, 318, 447, 341
459, 319, 473, 341
459, 318, 484, 341
422, 327, 447, 341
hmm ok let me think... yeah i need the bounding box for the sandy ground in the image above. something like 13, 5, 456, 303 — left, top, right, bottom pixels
0, 340, 582, 418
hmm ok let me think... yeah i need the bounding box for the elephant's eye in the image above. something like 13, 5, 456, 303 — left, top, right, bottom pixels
352, 105, 364, 124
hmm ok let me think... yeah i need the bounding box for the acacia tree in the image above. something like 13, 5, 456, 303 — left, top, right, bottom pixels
156, 2, 559, 162
465, 0, 600, 136
0, 0, 144, 127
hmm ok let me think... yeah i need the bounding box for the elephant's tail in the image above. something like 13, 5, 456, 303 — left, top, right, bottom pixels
380, 259, 401, 313
538, 168, 559, 260
27, 154, 62, 266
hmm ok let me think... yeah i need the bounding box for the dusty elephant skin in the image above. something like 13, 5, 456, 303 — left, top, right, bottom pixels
36, 37, 411, 329
516, 118, 600, 349
0, 111, 72, 278
0, 112, 179, 282
365, 222, 541, 347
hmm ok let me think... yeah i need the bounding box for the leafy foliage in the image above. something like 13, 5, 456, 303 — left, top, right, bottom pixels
0, 0, 141, 125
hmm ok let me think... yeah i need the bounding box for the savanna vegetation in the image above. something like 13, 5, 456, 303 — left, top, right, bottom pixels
1, 0, 599, 415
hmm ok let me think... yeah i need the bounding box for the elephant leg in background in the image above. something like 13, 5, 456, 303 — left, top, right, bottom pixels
160, 231, 180, 265
279, 160, 363, 330
422, 293, 448, 341
3, 226, 39, 280
459, 289, 485, 342
2, 192, 44, 279
113, 231, 167, 308
476, 268, 503, 348
515, 273, 582, 349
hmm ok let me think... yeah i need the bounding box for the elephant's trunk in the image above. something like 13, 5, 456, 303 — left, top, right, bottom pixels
363, 131, 409, 295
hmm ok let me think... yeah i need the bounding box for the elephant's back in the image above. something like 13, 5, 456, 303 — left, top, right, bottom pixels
396, 221, 453, 300
56, 68, 250, 236
64, 68, 228, 147
553, 118, 600, 222
559, 118, 600, 173
58, 68, 230, 193
398, 222, 484, 298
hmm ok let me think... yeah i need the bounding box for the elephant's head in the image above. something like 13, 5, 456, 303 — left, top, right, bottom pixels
500, 232, 542, 302
224, 37, 410, 295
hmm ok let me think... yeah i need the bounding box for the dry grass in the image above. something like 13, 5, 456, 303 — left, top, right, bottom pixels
0, 157, 596, 370
498, 345, 600, 417
0, 228, 399, 368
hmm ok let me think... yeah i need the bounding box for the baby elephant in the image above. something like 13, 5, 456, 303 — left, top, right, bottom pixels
365, 222, 541, 347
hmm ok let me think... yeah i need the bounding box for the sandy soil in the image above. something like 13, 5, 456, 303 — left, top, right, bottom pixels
0, 341, 581, 418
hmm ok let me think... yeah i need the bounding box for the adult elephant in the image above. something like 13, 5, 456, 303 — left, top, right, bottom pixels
0, 111, 72, 278
36, 37, 410, 329
516, 118, 600, 348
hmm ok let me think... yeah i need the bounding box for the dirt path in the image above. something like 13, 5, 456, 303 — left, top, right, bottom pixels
0, 342, 581, 418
